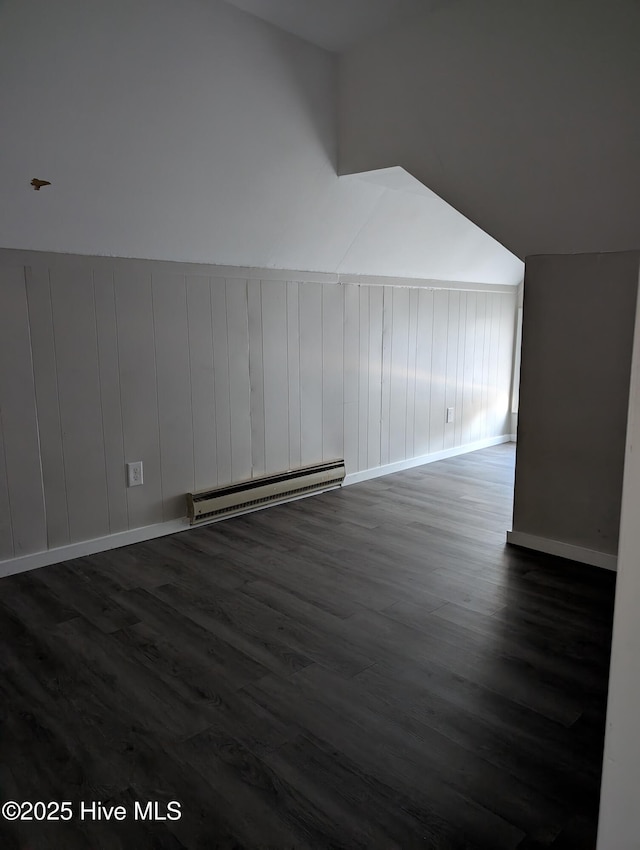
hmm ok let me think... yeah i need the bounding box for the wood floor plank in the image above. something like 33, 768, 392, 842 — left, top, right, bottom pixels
351, 659, 602, 810
245, 672, 525, 850
0, 444, 614, 849
292, 662, 564, 841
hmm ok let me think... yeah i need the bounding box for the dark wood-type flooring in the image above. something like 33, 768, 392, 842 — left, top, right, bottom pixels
0, 444, 616, 849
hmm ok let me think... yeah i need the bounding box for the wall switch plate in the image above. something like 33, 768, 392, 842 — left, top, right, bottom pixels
127, 461, 143, 487
446, 407, 455, 424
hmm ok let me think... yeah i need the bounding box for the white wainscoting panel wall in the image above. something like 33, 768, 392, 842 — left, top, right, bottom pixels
0, 250, 517, 572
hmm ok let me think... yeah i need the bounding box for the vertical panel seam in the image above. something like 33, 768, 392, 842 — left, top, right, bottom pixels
22, 265, 45, 551
0, 406, 16, 556
297, 282, 302, 464
381, 286, 386, 464
410, 290, 418, 458
260, 281, 266, 472
321, 285, 325, 460
185, 276, 196, 493
428, 291, 434, 453
405, 291, 413, 460
412, 290, 420, 457
286, 282, 291, 469
387, 287, 392, 463
48, 268, 71, 542
341, 286, 347, 464
380, 287, 388, 464
355, 288, 360, 470
493, 295, 498, 433
484, 295, 491, 438
367, 287, 372, 469
242, 279, 251, 480
444, 291, 450, 421
150, 274, 165, 521
360, 286, 365, 472
224, 280, 233, 480
471, 294, 477, 431
457, 292, 466, 446
93, 269, 112, 534
497, 295, 506, 433
113, 273, 130, 529
208, 278, 219, 486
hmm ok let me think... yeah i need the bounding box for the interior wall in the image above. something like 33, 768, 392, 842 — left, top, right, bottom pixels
597, 267, 640, 850
0, 0, 522, 284
0, 249, 516, 567
510, 251, 640, 564
339, 0, 640, 259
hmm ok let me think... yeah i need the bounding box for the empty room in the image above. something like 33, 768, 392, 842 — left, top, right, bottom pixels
1, 1, 639, 848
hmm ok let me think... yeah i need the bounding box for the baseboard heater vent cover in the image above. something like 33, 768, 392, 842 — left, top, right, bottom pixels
186, 459, 345, 525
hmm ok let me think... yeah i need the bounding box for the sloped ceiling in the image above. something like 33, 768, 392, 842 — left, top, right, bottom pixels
0, 0, 522, 284
277, 168, 523, 283
222, 0, 430, 52
340, 0, 640, 259
216, 0, 522, 281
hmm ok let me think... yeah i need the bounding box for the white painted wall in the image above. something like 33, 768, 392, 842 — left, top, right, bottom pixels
0, 0, 522, 284
509, 252, 640, 568
597, 270, 640, 850
337, 171, 522, 283
0, 249, 516, 570
340, 0, 640, 259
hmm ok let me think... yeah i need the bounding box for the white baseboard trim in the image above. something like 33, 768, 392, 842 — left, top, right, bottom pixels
0, 518, 190, 580
506, 530, 617, 571
343, 434, 512, 486
0, 482, 344, 579
0, 435, 513, 580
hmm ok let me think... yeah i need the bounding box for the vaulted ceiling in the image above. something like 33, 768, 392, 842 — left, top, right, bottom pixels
0, 0, 522, 283
225, 0, 640, 260
340, 0, 640, 258
222, 0, 434, 52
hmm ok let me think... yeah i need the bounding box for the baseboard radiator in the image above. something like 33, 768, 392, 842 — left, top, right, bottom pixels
186, 459, 345, 525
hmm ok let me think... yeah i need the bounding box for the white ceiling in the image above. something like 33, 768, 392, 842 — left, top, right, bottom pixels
222, 0, 432, 52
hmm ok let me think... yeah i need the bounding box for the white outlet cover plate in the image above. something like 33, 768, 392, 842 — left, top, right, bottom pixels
127, 461, 144, 487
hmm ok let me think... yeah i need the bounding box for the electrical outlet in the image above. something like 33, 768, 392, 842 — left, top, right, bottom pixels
446, 407, 455, 424
127, 461, 143, 487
